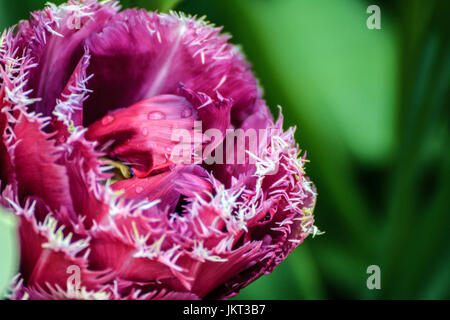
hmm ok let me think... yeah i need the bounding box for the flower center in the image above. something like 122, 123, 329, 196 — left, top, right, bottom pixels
86, 94, 198, 179
100, 157, 133, 183
85, 94, 211, 211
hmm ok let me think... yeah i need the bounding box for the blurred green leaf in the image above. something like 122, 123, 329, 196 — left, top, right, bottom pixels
380, 0, 449, 298
120, 0, 182, 12
421, 248, 450, 299
231, 256, 298, 300
0, 0, 59, 30
316, 242, 370, 298
288, 245, 325, 299
0, 207, 18, 297
229, 0, 398, 164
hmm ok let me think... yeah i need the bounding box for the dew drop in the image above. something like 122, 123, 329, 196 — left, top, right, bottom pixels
181, 108, 192, 118
101, 115, 115, 125
141, 127, 149, 136
148, 111, 166, 120
136, 186, 144, 194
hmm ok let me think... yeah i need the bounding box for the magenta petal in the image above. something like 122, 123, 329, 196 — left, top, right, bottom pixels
86, 94, 198, 177
190, 241, 264, 298
60, 131, 111, 228
23, 1, 118, 116
14, 202, 108, 291
111, 165, 212, 213
81, 9, 260, 126
178, 84, 231, 139
0, 113, 14, 190
2, 1, 319, 301
52, 48, 92, 136
12, 114, 73, 213
87, 229, 192, 292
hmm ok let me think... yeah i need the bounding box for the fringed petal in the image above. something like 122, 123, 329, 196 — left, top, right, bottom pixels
22, 0, 119, 116
2, 2, 318, 301
52, 47, 92, 140
4, 198, 110, 291
0, 112, 14, 191
81, 9, 260, 127
59, 128, 112, 228
11, 113, 74, 214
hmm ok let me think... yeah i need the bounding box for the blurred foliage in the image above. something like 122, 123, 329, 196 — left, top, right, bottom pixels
0, 207, 17, 297
0, 0, 448, 299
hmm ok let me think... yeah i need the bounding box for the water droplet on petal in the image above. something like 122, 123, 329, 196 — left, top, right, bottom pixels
181, 108, 192, 118
136, 186, 144, 194
141, 127, 149, 136
148, 111, 166, 120
102, 115, 115, 125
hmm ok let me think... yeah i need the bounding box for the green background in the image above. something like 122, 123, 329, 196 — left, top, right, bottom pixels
0, 0, 448, 299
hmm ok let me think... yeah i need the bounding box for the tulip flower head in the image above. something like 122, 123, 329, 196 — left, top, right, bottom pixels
0, 0, 319, 300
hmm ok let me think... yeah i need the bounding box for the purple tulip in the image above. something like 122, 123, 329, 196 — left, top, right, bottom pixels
1, 0, 318, 300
